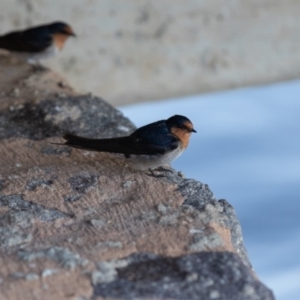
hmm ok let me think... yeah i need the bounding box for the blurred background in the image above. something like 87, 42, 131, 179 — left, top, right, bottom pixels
1, 0, 300, 106
0, 1, 299, 299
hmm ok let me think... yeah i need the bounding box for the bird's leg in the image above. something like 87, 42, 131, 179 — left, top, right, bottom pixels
31, 64, 48, 72
29, 60, 48, 72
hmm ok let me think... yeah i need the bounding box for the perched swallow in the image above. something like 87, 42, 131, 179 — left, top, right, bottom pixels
0, 21, 76, 64
61, 115, 196, 170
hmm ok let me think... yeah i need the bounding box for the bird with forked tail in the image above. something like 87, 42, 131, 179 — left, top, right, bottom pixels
0, 21, 76, 65
58, 115, 196, 171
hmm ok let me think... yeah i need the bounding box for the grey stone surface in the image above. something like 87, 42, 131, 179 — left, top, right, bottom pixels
68, 174, 99, 194
218, 199, 253, 271
93, 252, 274, 300
18, 246, 89, 270
25, 178, 54, 191
180, 179, 216, 209
0, 194, 69, 222
0, 95, 135, 140
0, 211, 33, 248
156, 170, 252, 269
0, 194, 70, 249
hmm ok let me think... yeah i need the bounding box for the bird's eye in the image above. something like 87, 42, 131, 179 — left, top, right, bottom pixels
178, 124, 184, 128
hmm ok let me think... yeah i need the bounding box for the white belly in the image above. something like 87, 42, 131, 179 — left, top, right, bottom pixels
128, 146, 184, 170
28, 44, 58, 63
11, 44, 58, 63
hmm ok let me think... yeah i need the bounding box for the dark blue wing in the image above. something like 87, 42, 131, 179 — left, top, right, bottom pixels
128, 120, 179, 155
0, 26, 52, 52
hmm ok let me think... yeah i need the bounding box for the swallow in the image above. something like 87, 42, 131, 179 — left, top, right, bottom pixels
0, 21, 76, 64
60, 115, 196, 170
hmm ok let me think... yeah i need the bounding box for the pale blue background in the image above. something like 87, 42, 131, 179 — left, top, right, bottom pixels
119, 80, 300, 300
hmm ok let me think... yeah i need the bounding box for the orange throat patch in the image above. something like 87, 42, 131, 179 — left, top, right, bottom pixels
171, 128, 191, 149
52, 33, 69, 50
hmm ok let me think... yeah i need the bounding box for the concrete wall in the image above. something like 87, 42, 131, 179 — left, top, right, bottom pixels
1, 0, 300, 105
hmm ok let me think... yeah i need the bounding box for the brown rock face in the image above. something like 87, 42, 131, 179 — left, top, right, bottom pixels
0, 60, 274, 300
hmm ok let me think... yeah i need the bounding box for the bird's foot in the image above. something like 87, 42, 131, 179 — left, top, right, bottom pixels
31, 63, 49, 72
145, 166, 173, 178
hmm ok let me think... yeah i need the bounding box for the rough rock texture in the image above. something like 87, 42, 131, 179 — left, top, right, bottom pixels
0, 62, 274, 299
1, 1, 300, 105
93, 252, 272, 300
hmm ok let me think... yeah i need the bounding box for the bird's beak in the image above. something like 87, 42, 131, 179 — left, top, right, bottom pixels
191, 128, 197, 133
70, 32, 76, 37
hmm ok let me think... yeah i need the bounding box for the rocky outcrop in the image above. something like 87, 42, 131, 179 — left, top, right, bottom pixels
0, 61, 274, 299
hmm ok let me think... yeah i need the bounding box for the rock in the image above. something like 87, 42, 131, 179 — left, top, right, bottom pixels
0, 62, 274, 299
93, 252, 273, 300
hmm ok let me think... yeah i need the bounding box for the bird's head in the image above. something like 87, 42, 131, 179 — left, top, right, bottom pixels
49, 22, 76, 37
49, 22, 76, 50
166, 115, 196, 148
